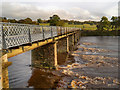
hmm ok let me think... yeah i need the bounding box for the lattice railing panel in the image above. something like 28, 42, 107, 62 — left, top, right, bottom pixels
57, 27, 62, 35
30, 26, 43, 42
0, 22, 80, 49
2, 23, 29, 48
43, 26, 51, 39
0, 23, 2, 49
52, 26, 57, 37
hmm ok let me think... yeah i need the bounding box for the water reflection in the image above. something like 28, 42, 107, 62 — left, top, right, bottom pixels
8, 51, 32, 88
27, 68, 61, 88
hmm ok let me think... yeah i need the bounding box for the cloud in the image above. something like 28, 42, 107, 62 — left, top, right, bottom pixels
67, 7, 100, 21
2, 0, 120, 3
2, 3, 51, 20
105, 5, 118, 17
1, 3, 73, 20
1, 2, 118, 21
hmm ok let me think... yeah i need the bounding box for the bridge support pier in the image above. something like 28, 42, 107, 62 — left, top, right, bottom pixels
75, 32, 78, 43
67, 36, 69, 53
72, 33, 75, 47
0, 53, 11, 89
76, 32, 79, 42
0, 54, 2, 89
54, 41, 58, 69
32, 41, 59, 69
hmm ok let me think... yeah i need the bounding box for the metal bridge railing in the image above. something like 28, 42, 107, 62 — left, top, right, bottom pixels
0, 22, 80, 49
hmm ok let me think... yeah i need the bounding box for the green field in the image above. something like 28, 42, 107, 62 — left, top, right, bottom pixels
64, 23, 97, 30
39, 23, 97, 30
39, 23, 50, 26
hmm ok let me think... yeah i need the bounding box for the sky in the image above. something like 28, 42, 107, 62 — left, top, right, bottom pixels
0, 0, 119, 21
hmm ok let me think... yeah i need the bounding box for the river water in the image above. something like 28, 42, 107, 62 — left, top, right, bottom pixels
8, 36, 119, 88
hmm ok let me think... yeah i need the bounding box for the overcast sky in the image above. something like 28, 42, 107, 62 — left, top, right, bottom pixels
0, 0, 119, 21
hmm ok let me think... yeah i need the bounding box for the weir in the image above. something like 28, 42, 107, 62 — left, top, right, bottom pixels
0, 22, 81, 89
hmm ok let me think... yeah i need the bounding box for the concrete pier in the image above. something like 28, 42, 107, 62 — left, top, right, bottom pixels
0, 54, 11, 89
0, 53, 2, 89
67, 36, 69, 53
54, 41, 58, 67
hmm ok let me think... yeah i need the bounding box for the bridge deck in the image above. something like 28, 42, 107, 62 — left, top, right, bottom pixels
7, 32, 75, 58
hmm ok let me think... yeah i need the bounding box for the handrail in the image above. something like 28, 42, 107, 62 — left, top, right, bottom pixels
0, 22, 81, 49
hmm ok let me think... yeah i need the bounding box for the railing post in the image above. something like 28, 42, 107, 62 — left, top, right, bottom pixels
79, 29, 81, 39
74, 32, 76, 43
66, 27, 68, 34
2, 24, 6, 49
51, 26, 53, 38
51, 26, 55, 41
56, 26, 58, 36
28, 26, 32, 43
63, 27, 65, 34
72, 32, 75, 46
42, 26, 45, 40
60, 27, 62, 35
67, 27, 68, 34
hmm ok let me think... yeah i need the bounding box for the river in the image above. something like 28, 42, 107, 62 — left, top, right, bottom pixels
8, 36, 119, 88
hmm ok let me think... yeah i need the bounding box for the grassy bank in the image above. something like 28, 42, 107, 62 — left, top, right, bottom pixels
39, 23, 50, 26
64, 23, 97, 30
39, 23, 119, 36
39, 23, 97, 30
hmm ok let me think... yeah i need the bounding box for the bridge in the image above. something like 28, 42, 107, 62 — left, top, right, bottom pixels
0, 22, 81, 89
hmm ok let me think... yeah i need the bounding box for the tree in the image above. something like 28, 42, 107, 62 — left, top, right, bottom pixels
37, 18, 42, 23
111, 16, 118, 30
49, 15, 62, 26
97, 16, 110, 31
18, 19, 25, 24
0, 17, 2, 22
32, 21, 39, 25
68, 20, 74, 24
18, 17, 33, 24
24, 18, 33, 24
8, 19, 17, 23
118, 16, 120, 29
1, 17, 8, 22
56, 20, 65, 26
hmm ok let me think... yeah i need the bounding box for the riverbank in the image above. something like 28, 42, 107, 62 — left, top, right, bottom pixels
81, 30, 120, 36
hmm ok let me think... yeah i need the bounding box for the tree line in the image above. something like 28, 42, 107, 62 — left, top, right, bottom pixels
0, 15, 120, 30
0, 15, 99, 26
0, 17, 39, 25
97, 16, 120, 31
